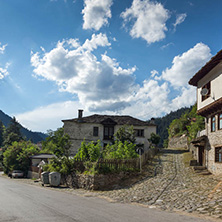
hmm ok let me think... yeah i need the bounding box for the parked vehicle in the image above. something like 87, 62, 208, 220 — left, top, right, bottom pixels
12, 170, 24, 178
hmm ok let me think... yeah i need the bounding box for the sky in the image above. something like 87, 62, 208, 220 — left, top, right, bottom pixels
0, 0, 222, 133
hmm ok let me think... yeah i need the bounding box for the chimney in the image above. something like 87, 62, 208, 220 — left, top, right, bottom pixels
78, 109, 83, 119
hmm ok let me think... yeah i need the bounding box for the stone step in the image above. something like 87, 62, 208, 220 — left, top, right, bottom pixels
193, 166, 207, 170
194, 169, 212, 175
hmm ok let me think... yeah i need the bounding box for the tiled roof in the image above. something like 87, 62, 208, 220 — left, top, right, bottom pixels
189, 49, 222, 86
62, 114, 155, 126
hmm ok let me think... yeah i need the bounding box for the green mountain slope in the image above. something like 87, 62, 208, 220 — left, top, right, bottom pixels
0, 110, 47, 143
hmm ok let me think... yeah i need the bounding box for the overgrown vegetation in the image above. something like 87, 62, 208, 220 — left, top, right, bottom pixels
3, 141, 40, 174
153, 106, 192, 147
168, 104, 205, 142
148, 132, 160, 148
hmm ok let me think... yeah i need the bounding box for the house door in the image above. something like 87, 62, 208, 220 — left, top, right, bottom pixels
198, 146, 204, 166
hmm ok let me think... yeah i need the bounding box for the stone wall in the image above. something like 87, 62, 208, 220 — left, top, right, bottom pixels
168, 135, 188, 149
62, 172, 133, 190
205, 116, 222, 175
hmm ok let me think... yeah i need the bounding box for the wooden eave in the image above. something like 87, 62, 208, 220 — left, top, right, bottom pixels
197, 97, 222, 117
189, 49, 222, 86
191, 135, 207, 147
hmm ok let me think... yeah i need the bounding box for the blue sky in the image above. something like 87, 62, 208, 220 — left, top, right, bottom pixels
0, 0, 221, 133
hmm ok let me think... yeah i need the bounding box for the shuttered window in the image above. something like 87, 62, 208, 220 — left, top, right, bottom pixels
211, 116, 216, 132
93, 127, 99, 136
218, 114, 222, 130
215, 147, 222, 163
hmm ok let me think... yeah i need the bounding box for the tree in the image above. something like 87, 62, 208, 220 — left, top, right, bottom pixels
41, 128, 74, 177
148, 133, 161, 148
0, 121, 4, 147
42, 128, 71, 158
114, 125, 136, 144
3, 117, 23, 146
3, 141, 40, 174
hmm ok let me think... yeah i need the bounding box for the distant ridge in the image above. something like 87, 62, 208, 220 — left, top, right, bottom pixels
0, 110, 47, 143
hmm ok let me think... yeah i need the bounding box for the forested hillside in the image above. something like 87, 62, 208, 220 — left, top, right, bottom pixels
0, 110, 47, 143
153, 106, 193, 147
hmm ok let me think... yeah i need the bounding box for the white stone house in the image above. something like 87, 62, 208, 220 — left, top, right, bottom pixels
62, 110, 157, 155
189, 49, 222, 175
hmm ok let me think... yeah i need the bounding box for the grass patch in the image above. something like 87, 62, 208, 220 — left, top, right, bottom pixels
183, 151, 194, 167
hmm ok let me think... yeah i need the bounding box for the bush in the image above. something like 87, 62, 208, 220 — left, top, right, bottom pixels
3, 141, 40, 174
104, 141, 138, 160
75, 140, 102, 162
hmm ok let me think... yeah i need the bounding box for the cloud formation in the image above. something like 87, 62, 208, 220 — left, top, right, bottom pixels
121, 0, 170, 44
173, 13, 187, 30
161, 43, 211, 88
31, 33, 136, 112
0, 42, 7, 54
82, 0, 113, 31
29, 39, 212, 132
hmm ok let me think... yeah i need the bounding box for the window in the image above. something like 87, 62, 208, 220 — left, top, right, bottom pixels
135, 129, 144, 137
215, 147, 222, 163
104, 126, 114, 140
93, 127, 99, 136
211, 116, 216, 132
218, 113, 222, 130
201, 82, 211, 101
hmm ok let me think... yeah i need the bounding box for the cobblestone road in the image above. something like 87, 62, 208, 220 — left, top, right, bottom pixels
94, 148, 222, 220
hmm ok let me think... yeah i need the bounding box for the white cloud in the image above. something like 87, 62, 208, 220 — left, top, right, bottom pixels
161, 43, 211, 88
121, 0, 170, 44
0, 63, 10, 80
82, 0, 113, 31
31, 33, 136, 113
173, 13, 187, 30
0, 42, 7, 54
29, 39, 212, 132
170, 86, 196, 110
15, 101, 86, 133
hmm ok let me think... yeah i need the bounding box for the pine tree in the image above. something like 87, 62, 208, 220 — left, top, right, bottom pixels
0, 120, 4, 147
3, 117, 23, 146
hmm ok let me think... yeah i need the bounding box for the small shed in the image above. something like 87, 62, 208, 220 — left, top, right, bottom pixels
30, 153, 56, 167
28, 153, 56, 179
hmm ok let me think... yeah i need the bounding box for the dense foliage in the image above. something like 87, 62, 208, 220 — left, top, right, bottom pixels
168, 104, 205, 141
72, 126, 139, 175
148, 132, 161, 148
3, 141, 40, 174
0, 120, 4, 147
153, 106, 192, 147
42, 128, 71, 158
104, 141, 138, 160
114, 125, 136, 144
42, 128, 74, 176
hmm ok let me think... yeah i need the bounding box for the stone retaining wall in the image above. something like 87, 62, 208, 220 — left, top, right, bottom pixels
168, 135, 188, 149
62, 172, 132, 190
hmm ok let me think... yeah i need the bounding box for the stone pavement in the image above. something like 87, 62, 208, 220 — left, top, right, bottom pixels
94, 148, 222, 220
2, 148, 222, 220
